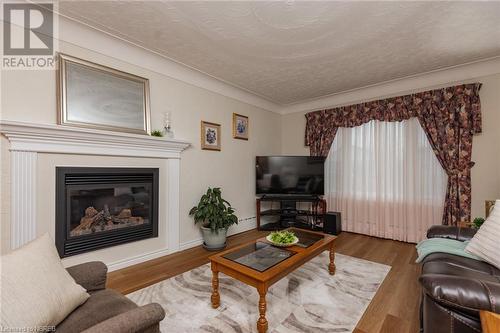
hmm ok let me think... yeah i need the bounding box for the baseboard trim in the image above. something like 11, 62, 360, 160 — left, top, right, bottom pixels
179, 238, 204, 251
107, 247, 174, 272
108, 217, 257, 271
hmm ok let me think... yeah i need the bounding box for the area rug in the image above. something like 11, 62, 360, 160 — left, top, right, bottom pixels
127, 252, 390, 333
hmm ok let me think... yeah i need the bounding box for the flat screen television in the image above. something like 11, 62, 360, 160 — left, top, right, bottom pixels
256, 156, 325, 196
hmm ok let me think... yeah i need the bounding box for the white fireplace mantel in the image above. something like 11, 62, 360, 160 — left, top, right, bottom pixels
0, 120, 190, 267
0, 120, 190, 158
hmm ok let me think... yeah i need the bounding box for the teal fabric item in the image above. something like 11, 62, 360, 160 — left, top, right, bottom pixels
415, 238, 483, 263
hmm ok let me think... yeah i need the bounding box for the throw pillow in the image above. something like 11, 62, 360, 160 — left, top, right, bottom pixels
465, 199, 500, 269
0, 233, 90, 330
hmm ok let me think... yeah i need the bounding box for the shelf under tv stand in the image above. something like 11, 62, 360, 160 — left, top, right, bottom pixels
256, 196, 326, 232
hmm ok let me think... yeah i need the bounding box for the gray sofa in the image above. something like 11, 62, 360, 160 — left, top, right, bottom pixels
56, 261, 165, 333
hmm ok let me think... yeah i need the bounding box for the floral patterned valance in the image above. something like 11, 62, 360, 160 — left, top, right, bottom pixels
305, 83, 481, 155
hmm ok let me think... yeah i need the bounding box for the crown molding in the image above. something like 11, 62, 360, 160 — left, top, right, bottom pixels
280, 56, 500, 115
55, 15, 500, 116
0, 120, 190, 158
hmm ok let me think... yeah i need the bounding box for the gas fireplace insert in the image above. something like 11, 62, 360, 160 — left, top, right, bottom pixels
55, 167, 159, 257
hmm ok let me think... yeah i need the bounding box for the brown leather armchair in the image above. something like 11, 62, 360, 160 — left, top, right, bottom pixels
419, 225, 500, 333
56, 261, 165, 333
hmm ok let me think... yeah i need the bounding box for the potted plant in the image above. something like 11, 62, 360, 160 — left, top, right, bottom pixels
472, 217, 485, 229
189, 187, 238, 250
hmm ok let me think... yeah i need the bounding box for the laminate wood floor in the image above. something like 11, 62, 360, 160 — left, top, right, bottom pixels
108, 230, 420, 333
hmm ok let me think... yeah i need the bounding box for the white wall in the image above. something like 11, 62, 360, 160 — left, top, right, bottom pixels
281, 72, 500, 220
0, 17, 281, 267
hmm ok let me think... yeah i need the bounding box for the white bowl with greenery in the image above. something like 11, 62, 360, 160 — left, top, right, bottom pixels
266, 230, 299, 247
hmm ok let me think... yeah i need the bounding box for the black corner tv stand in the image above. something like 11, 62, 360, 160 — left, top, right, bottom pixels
256, 195, 326, 232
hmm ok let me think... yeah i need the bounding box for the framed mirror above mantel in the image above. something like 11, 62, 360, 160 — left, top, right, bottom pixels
57, 53, 151, 135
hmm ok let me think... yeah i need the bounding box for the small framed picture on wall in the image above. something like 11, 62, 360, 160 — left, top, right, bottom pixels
201, 121, 221, 151
232, 113, 249, 140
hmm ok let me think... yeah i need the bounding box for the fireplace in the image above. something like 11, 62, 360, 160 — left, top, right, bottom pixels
56, 167, 159, 257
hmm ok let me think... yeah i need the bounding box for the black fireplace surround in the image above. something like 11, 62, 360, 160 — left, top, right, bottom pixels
56, 167, 159, 257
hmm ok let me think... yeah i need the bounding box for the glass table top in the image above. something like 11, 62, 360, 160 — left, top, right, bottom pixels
292, 230, 325, 248
223, 242, 296, 272
221, 230, 325, 272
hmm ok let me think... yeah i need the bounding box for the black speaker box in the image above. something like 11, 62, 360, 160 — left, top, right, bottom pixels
324, 212, 342, 235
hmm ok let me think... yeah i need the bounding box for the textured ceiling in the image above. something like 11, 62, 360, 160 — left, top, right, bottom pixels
59, 1, 500, 105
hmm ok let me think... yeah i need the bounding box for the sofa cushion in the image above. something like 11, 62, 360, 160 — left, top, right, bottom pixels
56, 289, 138, 333
422, 252, 500, 277
466, 199, 500, 270
423, 261, 500, 284
0, 234, 89, 330
427, 225, 477, 241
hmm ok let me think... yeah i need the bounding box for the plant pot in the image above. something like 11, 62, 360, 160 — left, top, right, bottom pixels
200, 226, 227, 251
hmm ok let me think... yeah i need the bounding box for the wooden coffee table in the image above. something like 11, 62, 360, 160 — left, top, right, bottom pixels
209, 228, 336, 333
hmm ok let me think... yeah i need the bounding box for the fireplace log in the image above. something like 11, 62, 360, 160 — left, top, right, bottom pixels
73, 207, 105, 232
110, 216, 144, 225
116, 208, 132, 219
71, 206, 145, 236
84, 206, 99, 218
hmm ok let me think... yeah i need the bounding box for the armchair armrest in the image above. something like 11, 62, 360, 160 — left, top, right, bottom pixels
420, 274, 500, 315
81, 303, 165, 333
66, 261, 107, 292
427, 225, 477, 242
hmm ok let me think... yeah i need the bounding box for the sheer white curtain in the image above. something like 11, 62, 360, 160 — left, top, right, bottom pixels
325, 118, 447, 242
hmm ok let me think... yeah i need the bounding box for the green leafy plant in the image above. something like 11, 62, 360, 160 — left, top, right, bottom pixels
189, 187, 238, 232
150, 130, 164, 137
472, 217, 485, 229
269, 230, 297, 245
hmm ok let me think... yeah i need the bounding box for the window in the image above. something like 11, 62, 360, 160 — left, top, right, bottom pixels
325, 118, 447, 242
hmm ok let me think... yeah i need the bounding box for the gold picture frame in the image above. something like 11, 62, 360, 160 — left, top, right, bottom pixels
486, 200, 495, 218
232, 113, 249, 140
57, 53, 151, 135
201, 121, 221, 151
